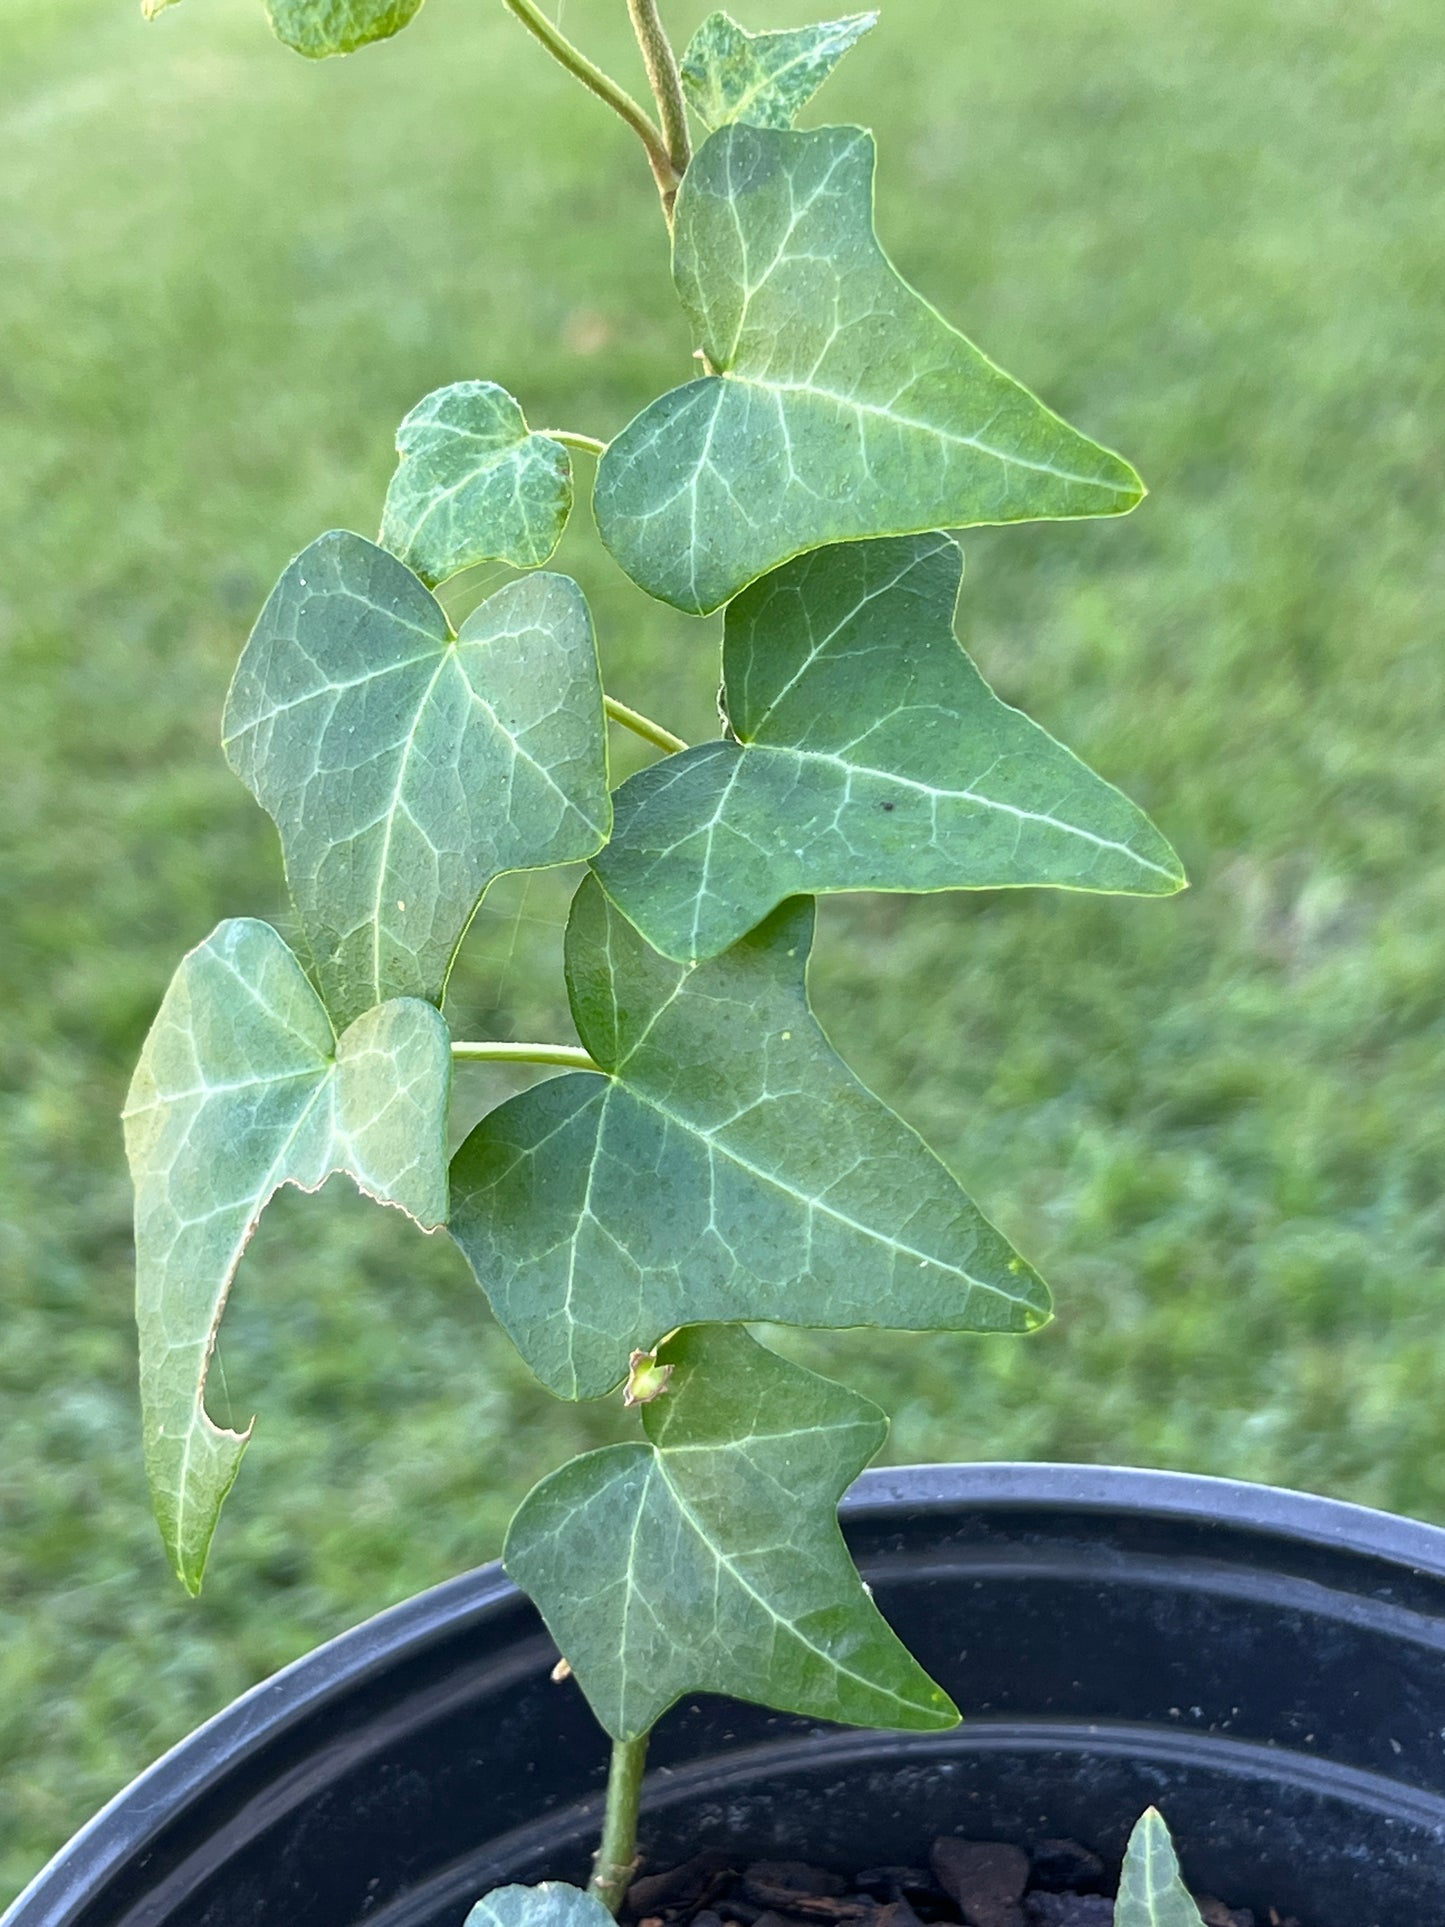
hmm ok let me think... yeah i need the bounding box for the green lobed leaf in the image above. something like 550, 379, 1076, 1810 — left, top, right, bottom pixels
380, 382, 573, 587
224, 531, 610, 1032
465, 1889, 615, 1927
449, 876, 1049, 1399
1115, 1810, 1207, 1927
594, 123, 1143, 615
265, 0, 426, 57
505, 1325, 958, 1740
680, 10, 878, 131
595, 534, 1184, 962
123, 919, 450, 1593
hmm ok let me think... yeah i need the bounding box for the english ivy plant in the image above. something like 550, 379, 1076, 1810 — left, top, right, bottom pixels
127, 0, 1183, 1912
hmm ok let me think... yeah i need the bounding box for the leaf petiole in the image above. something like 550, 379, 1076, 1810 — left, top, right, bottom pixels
538, 430, 609, 457
451, 1040, 600, 1071
500, 0, 679, 207
603, 694, 688, 756
587, 1731, 650, 1915
625, 0, 691, 179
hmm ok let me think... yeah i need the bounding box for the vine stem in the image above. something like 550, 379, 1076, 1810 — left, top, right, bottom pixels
625, 0, 691, 180
589, 1731, 651, 1914
451, 1040, 599, 1070
501, 0, 679, 206
604, 694, 689, 755
538, 429, 609, 457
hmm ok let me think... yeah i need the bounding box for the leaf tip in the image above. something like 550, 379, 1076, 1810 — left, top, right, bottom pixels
921, 1686, 962, 1730
1117, 460, 1148, 511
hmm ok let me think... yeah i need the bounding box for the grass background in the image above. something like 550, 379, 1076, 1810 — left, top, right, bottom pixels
2, 0, 1443, 1901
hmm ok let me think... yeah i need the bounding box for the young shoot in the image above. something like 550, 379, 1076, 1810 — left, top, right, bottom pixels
127, 0, 1183, 1911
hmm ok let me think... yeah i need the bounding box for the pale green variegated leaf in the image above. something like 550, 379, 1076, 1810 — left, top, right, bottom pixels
123, 919, 450, 1593
1115, 1810, 1207, 1927
465, 1888, 614, 1927
594, 124, 1142, 614
140, 0, 424, 40
681, 10, 877, 131
224, 531, 609, 1032
595, 534, 1183, 961
266, 0, 425, 56
506, 1325, 958, 1740
380, 382, 573, 587
449, 877, 1048, 1399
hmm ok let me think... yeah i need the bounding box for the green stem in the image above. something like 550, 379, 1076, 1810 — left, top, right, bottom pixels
538, 429, 609, 457
451, 1040, 600, 1070
625, 0, 691, 181
589, 1731, 650, 1914
501, 0, 679, 203
604, 693, 689, 756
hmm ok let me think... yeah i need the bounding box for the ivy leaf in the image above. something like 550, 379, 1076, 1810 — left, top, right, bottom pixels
505, 1325, 958, 1740
380, 382, 573, 587
1115, 1810, 1207, 1927
594, 124, 1143, 615
123, 919, 450, 1594
224, 531, 610, 1032
680, 11, 878, 132
449, 877, 1048, 1399
138, 0, 425, 42
465, 1889, 614, 1927
264, 0, 426, 56
594, 534, 1183, 962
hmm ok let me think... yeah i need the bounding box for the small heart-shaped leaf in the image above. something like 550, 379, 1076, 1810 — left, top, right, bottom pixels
681, 10, 878, 131
506, 1325, 958, 1739
380, 382, 573, 586
224, 531, 609, 1030
595, 123, 1142, 614
124, 919, 450, 1592
449, 877, 1048, 1399
595, 533, 1183, 961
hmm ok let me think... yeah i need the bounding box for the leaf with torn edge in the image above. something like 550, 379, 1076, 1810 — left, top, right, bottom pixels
1115, 1810, 1207, 1927
224, 531, 610, 1031
595, 123, 1142, 614
448, 876, 1048, 1400
594, 533, 1183, 961
124, 918, 450, 1592
505, 1324, 958, 1739
380, 382, 573, 587
681, 11, 878, 131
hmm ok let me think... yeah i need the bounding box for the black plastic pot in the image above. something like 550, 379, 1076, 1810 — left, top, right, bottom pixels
9, 1464, 1445, 1927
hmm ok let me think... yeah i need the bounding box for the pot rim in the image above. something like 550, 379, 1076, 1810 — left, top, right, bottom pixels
11, 1461, 1445, 1925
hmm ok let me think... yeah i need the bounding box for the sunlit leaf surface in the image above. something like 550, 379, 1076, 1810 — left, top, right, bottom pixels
681, 10, 877, 131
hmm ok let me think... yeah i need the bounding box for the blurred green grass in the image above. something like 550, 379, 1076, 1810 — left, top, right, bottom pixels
2, 0, 1443, 1901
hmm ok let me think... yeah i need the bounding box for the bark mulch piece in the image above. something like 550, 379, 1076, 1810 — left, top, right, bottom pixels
929, 1840, 1028, 1927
